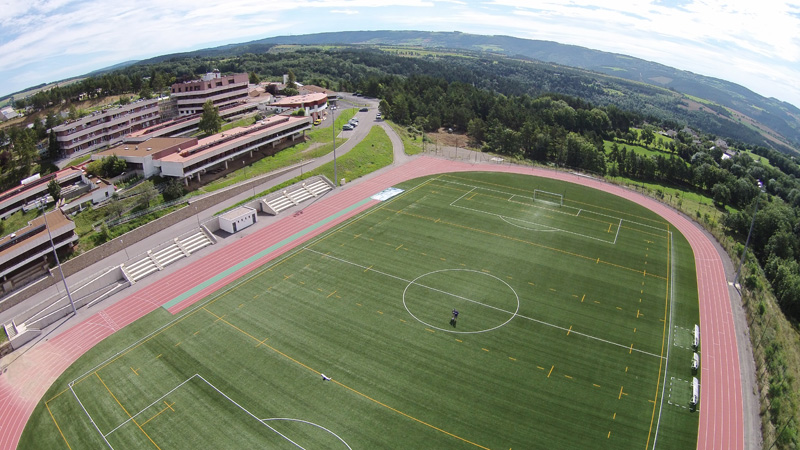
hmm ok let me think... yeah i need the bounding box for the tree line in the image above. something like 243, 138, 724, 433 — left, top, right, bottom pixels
4, 46, 800, 325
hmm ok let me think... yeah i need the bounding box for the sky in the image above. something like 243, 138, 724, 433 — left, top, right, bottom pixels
1, 0, 799, 109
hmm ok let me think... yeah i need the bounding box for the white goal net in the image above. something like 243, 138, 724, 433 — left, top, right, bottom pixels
533, 189, 564, 206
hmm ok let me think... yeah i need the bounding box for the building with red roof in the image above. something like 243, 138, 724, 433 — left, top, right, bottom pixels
93, 114, 312, 184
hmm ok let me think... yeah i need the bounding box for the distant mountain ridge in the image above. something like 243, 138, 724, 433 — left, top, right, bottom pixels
220, 30, 797, 150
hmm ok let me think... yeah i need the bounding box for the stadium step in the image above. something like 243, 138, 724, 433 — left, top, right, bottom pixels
262, 176, 333, 216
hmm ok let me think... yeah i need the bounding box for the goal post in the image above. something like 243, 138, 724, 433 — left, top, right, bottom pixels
533, 189, 563, 206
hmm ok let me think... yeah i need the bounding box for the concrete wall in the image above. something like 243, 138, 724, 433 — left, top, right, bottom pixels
18, 267, 126, 326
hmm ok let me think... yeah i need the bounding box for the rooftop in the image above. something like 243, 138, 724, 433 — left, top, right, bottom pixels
271, 92, 328, 107
0, 209, 73, 260
158, 115, 310, 164
95, 138, 196, 159
219, 206, 256, 221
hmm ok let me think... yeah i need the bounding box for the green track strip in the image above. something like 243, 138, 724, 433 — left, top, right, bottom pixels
161, 197, 374, 310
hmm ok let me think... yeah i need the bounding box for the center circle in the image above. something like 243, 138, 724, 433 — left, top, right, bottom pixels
402, 269, 520, 334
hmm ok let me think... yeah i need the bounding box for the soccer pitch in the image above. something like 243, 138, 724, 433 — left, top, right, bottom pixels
21, 171, 700, 449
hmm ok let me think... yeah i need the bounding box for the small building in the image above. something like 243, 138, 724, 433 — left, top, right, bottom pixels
299, 85, 339, 105
267, 92, 328, 120
89, 177, 116, 204
219, 206, 257, 234
0, 106, 19, 122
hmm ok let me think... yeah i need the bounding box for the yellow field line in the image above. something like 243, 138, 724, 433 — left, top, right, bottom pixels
46, 401, 72, 450
96, 372, 161, 449
333, 380, 490, 449
140, 401, 176, 427
203, 307, 263, 343
50, 182, 440, 401
383, 208, 666, 279
646, 227, 672, 448
439, 174, 669, 226
199, 296, 491, 449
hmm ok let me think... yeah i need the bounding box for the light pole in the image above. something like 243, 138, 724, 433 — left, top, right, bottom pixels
39, 198, 77, 315
733, 180, 765, 289
332, 102, 337, 187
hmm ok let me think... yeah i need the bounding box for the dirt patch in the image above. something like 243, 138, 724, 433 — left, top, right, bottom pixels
301, 142, 324, 154
426, 129, 475, 150
0, 341, 12, 359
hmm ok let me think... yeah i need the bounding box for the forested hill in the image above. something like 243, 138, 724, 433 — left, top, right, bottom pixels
222, 30, 799, 151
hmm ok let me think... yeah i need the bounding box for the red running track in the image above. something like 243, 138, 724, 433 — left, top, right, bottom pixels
0, 156, 741, 449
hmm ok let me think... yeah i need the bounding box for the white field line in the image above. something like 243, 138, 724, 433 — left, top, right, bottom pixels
70, 177, 441, 385
436, 178, 670, 233
195, 374, 307, 449
261, 418, 352, 450
105, 375, 200, 437
612, 219, 623, 245
99, 373, 352, 449
70, 382, 115, 449
499, 216, 561, 233
444, 180, 620, 244
448, 186, 476, 206
303, 247, 664, 359
652, 231, 676, 449
304, 248, 513, 316
450, 199, 617, 244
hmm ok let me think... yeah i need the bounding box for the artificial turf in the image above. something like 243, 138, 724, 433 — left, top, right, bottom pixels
20, 171, 700, 449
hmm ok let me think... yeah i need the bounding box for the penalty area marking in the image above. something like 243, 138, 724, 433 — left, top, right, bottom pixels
261, 418, 352, 449
402, 269, 520, 334
448, 185, 619, 244
97, 374, 351, 449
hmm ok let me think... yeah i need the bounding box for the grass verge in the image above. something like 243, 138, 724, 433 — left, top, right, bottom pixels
220, 124, 394, 214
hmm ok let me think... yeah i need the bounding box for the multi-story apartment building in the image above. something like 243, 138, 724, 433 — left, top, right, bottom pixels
93, 114, 312, 183
52, 98, 160, 156
0, 209, 77, 296
169, 72, 249, 117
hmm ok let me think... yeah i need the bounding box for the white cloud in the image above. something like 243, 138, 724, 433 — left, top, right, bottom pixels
0, 0, 798, 109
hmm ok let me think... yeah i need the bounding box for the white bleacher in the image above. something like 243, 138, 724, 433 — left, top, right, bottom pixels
181, 231, 213, 253
267, 193, 297, 214
123, 230, 214, 284
262, 176, 334, 216
152, 244, 184, 267
124, 256, 159, 283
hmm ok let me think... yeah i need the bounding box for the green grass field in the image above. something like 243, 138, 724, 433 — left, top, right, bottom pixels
20, 171, 700, 449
